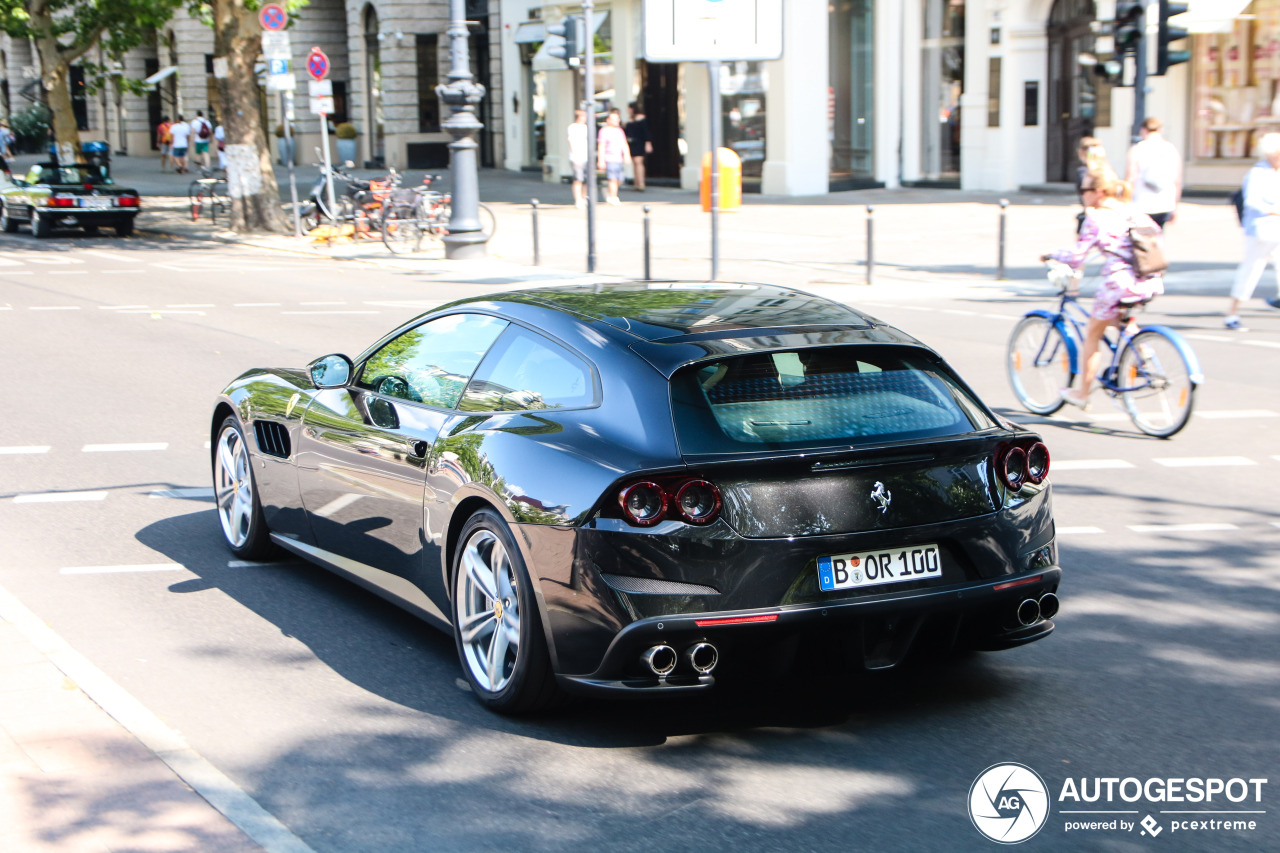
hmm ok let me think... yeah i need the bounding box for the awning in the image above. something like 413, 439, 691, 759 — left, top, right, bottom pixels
143, 65, 178, 85
1174, 0, 1251, 34
514, 21, 545, 44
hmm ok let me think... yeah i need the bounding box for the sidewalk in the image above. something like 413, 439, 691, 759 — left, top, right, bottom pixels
0, 585, 313, 853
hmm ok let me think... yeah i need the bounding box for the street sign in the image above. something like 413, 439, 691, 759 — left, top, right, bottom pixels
641, 0, 784, 62
268, 58, 289, 76
261, 30, 291, 60
267, 73, 297, 93
310, 96, 335, 115
308, 79, 333, 97
259, 3, 288, 31
307, 47, 330, 81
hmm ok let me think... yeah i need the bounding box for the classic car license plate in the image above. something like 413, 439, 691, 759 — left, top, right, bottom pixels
80, 197, 111, 209
817, 544, 941, 591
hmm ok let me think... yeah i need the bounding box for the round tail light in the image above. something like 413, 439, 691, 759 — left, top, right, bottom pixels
619, 482, 667, 526
1026, 442, 1050, 484
675, 479, 722, 524
998, 446, 1028, 491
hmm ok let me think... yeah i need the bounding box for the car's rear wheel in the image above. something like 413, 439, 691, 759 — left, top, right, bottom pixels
212, 416, 275, 560
114, 218, 134, 237
30, 208, 52, 238
0, 202, 17, 233
83, 224, 99, 235
452, 510, 562, 714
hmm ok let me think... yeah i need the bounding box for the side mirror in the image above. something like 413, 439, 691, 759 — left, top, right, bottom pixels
309, 353, 354, 388
344, 160, 355, 169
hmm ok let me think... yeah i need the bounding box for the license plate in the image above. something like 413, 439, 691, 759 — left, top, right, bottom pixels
817, 544, 942, 591
80, 197, 111, 209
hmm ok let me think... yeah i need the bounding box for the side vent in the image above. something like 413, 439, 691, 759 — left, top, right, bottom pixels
253, 421, 292, 459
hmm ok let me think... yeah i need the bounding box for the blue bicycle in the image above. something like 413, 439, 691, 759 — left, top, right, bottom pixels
1006, 260, 1203, 437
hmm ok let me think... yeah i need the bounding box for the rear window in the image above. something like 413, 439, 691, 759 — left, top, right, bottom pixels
670, 346, 996, 454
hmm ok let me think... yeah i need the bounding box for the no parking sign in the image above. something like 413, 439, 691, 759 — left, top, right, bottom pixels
307, 47, 330, 81
259, 3, 288, 31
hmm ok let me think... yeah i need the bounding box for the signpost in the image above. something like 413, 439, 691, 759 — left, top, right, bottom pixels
641, 0, 784, 280
307, 47, 338, 233
258, 6, 302, 236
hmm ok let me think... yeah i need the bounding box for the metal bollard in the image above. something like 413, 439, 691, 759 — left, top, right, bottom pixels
997, 198, 1008, 280
531, 198, 541, 266
866, 205, 875, 287
643, 205, 652, 281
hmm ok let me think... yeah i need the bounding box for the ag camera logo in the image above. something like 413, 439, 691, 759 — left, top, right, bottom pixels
969, 763, 1050, 844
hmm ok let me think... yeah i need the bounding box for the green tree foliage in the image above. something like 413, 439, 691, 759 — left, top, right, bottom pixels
0, 0, 180, 162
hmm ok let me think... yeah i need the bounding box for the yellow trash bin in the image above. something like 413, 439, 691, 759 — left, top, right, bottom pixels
700, 148, 742, 212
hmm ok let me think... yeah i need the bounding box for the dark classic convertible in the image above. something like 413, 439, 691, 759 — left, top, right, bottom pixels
0, 163, 140, 237
212, 283, 1061, 713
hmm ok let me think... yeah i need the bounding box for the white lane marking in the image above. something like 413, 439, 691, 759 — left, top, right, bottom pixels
1185, 334, 1232, 343
300, 301, 347, 306
1243, 339, 1280, 350
100, 304, 150, 310
83, 442, 169, 452
313, 493, 362, 518
940, 309, 978, 316
14, 491, 108, 503
234, 302, 282, 307
982, 313, 1015, 321
29, 306, 80, 311
49, 271, 88, 276
168, 303, 215, 308
102, 270, 135, 274
0, 306, 11, 310
60, 564, 186, 575
0, 583, 322, 853
1127, 523, 1240, 533
227, 560, 286, 568
1198, 410, 1278, 419
82, 250, 142, 263
149, 487, 215, 499
0, 446, 50, 455
1152, 456, 1256, 468
0, 272, 34, 275
1273, 522, 1280, 529
1052, 459, 1135, 471
363, 300, 443, 308
119, 309, 206, 315
23, 257, 83, 265
1058, 526, 1105, 535
280, 310, 379, 315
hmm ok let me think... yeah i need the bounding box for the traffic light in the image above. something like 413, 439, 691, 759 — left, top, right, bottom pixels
545, 15, 584, 67
1156, 0, 1191, 75
1113, 1, 1143, 55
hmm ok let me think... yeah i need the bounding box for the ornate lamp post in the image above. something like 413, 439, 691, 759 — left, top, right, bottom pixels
436, 0, 488, 259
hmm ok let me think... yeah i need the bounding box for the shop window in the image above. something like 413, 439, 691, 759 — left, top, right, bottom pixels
830, 0, 875, 182
721, 61, 766, 185
1191, 2, 1280, 160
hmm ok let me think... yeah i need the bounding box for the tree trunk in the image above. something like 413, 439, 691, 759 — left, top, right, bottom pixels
29, 10, 82, 165
212, 0, 285, 233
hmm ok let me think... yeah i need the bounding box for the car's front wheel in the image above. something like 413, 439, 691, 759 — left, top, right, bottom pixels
452, 510, 562, 714
30, 208, 52, 238
0, 202, 17, 233
212, 415, 275, 560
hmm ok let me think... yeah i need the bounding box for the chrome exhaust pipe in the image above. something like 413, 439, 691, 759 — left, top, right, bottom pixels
1038, 592, 1059, 620
1016, 598, 1041, 627
642, 644, 677, 677
686, 642, 718, 675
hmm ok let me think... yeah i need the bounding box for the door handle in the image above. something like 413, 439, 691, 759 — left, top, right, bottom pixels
412, 440, 429, 458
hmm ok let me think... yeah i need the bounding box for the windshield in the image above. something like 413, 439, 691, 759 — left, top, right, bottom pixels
670, 345, 996, 455
27, 164, 111, 185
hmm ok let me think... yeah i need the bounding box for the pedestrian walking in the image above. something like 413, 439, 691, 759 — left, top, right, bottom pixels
168, 115, 191, 174
567, 109, 589, 209
1043, 163, 1164, 408
0, 120, 14, 158
214, 122, 227, 171
190, 110, 214, 171
1125, 117, 1182, 228
156, 116, 173, 171
598, 109, 631, 206
625, 102, 652, 191
1225, 132, 1280, 331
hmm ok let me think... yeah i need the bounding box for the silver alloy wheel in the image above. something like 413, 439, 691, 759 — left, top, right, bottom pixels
457, 529, 521, 694
214, 425, 253, 548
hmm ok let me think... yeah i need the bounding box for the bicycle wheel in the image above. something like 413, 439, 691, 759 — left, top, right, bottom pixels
1116, 329, 1196, 438
478, 202, 496, 239
382, 203, 424, 254
1007, 315, 1074, 415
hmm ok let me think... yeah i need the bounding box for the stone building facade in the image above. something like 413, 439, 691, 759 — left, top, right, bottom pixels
1, 0, 503, 172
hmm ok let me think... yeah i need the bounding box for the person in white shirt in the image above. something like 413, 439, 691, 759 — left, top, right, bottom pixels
168, 115, 192, 174
190, 111, 213, 170
1125, 116, 1182, 229
567, 109, 589, 209
214, 123, 226, 170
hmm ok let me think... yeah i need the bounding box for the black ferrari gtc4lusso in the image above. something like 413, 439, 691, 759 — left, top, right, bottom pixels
212, 282, 1059, 713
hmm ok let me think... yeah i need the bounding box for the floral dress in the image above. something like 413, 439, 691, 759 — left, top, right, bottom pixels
1051, 203, 1164, 320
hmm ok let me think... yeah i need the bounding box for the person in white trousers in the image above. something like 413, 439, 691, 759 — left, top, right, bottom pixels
1226, 133, 1280, 331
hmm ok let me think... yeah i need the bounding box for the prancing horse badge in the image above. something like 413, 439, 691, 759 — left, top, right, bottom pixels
870, 481, 892, 514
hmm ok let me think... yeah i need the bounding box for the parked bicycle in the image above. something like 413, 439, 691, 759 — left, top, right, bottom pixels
1006, 260, 1203, 437
188, 167, 228, 224
381, 174, 496, 255
301, 158, 401, 236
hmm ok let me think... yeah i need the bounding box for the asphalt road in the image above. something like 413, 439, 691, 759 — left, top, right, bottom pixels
1, 231, 1277, 852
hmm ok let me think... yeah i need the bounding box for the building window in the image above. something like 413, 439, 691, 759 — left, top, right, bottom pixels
1191, 1, 1279, 160
70, 66, 89, 131
417, 34, 441, 133
921, 0, 964, 179
830, 0, 875, 183
721, 61, 766, 186
332, 81, 349, 125
987, 58, 1001, 127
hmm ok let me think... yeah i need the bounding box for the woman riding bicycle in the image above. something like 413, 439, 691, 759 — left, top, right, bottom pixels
1041, 164, 1164, 409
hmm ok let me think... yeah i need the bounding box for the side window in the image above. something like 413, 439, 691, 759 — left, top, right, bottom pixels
458, 326, 595, 412
358, 313, 507, 408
